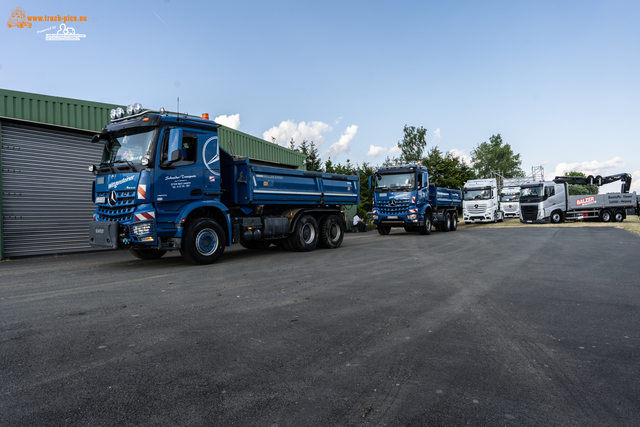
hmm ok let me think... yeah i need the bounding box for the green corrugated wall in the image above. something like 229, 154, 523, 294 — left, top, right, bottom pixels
0, 88, 122, 132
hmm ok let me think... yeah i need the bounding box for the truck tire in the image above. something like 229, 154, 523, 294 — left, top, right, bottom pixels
613, 210, 624, 222
377, 226, 391, 235
286, 214, 319, 251
240, 240, 271, 250
451, 212, 458, 231
128, 248, 167, 260
498, 211, 504, 222
599, 209, 612, 223
551, 211, 563, 224
180, 218, 225, 265
442, 213, 452, 232
319, 214, 344, 249
418, 213, 432, 235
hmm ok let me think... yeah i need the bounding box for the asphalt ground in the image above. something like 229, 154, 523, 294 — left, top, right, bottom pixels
1, 224, 639, 426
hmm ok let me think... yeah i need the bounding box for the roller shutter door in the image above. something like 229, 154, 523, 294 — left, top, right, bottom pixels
2, 121, 103, 257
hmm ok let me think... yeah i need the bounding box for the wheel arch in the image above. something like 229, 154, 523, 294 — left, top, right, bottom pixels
177, 201, 232, 246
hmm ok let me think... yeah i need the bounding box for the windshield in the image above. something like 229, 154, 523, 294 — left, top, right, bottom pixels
101, 127, 156, 165
374, 173, 416, 192
500, 193, 520, 202
464, 187, 491, 200
520, 185, 543, 202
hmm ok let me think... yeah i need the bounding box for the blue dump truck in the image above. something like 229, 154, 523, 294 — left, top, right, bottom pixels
88, 105, 359, 264
370, 162, 462, 235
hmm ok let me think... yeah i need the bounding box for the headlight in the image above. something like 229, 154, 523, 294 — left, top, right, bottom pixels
131, 221, 153, 236
133, 103, 143, 114
126, 104, 134, 115
407, 214, 417, 220
110, 109, 117, 120
372, 215, 379, 220
115, 107, 125, 119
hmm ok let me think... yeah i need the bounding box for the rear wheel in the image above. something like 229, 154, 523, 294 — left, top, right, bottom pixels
600, 209, 612, 223
286, 214, 319, 251
128, 248, 167, 260
319, 214, 344, 249
180, 218, 225, 265
442, 213, 452, 232
613, 210, 624, 222
450, 212, 458, 231
377, 226, 391, 235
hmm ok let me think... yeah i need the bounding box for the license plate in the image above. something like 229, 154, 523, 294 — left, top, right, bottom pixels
388, 216, 398, 219
96, 196, 106, 203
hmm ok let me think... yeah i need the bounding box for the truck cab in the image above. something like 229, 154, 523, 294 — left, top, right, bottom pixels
519, 180, 566, 223
462, 178, 503, 223
500, 187, 521, 218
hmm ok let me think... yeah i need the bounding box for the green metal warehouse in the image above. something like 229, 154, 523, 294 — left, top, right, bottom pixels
0, 89, 306, 260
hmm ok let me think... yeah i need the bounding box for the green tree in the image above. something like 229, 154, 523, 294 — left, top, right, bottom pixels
298, 140, 323, 172
564, 171, 599, 195
397, 125, 428, 163
470, 134, 524, 179
422, 147, 475, 189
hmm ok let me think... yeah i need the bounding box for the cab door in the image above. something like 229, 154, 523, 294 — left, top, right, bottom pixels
154, 127, 205, 229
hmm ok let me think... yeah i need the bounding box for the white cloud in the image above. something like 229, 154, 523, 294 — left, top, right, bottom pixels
262, 120, 332, 147
214, 114, 240, 130
325, 125, 358, 158
389, 145, 401, 154
630, 171, 640, 193
367, 145, 387, 157
433, 128, 441, 141
449, 148, 472, 166
553, 156, 625, 178
334, 117, 343, 125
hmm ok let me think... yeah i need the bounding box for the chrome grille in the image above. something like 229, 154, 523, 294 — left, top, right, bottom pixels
95, 190, 135, 222
377, 200, 409, 214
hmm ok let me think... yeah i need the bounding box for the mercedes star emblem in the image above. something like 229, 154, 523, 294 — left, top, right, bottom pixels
389, 200, 396, 207
108, 190, 118, 207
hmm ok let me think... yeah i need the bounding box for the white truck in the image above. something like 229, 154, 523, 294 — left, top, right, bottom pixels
462, 178, 504, 223
500, 178, 528, 218
519, 173, 637, 223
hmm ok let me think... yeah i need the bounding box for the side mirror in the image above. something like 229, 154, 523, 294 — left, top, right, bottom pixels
168, 128, 183, 162
91, 134, 102, 143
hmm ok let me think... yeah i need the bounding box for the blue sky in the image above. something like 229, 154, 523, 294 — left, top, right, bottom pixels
2, 0, 639, 192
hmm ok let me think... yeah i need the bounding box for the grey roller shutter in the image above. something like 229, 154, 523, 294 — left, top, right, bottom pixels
2, 121, 104, 257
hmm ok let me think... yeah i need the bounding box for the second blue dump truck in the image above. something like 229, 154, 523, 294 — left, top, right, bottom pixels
370, 163, 462, 235
87, 105, 359, 265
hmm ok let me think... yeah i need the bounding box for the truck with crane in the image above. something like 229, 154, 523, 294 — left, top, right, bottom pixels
87, 104, 359, 264
519, 173, 637, 223
370, 162, 462, 234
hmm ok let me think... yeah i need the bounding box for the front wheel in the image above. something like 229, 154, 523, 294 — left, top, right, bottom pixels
551, 211, 563, 224
180, 218, 226, 265
129, 248, 167, 260
377, 226, 391, 235
419, 213, 432, 235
